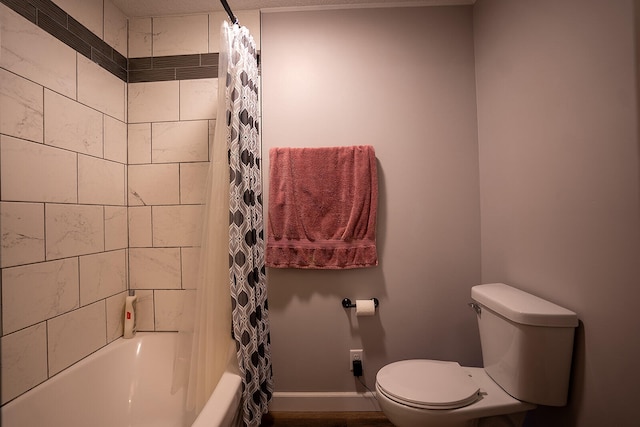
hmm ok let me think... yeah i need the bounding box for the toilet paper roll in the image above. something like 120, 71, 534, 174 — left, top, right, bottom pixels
355, 299, 376, 316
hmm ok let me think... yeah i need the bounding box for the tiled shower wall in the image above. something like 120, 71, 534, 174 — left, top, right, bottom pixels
0, 0, 260, 405
0, 0, 128, 405
125, 9, 260, 331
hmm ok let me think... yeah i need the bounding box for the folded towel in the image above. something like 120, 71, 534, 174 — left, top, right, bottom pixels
266, 145, 378, 269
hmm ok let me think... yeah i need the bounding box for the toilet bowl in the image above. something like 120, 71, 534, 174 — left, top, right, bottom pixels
375, 283, 578, 427
375, 360, 535, 427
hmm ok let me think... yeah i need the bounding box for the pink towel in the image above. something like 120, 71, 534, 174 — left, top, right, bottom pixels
266, 145, 378, 269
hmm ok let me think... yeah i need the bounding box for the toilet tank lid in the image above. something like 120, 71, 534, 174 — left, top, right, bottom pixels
472, 283, 578, 327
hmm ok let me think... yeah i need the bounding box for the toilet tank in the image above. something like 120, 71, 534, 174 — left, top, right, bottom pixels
471, 283, 578, 407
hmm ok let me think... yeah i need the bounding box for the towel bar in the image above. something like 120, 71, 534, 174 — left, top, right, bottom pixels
341, 298, 379, 309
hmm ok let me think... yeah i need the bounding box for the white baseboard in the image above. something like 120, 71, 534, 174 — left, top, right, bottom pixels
269, 391, 382, 412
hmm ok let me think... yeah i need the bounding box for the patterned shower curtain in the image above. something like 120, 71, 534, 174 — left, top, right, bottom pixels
223, 22, 273, 427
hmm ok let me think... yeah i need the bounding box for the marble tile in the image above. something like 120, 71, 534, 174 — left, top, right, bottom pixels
0, 135, 77, 203
154, 290, 185, 331
78, 55, 126, 121
152, 120, 209, 163
44, 89, 103, 157
134, 290, 155, 331
180, 162, 209, 204
54, 0, 104, 38
78, 155, 126, 206
129, 17, 152, 58
0, 4, 76, 98
128, 123, 152, 164
47, 301, 107, 376
129, 247, 181, 290
45, 204, 104, 260
0, 68, 44, 143
153, 15, 209, 56
128, 81, 179, 123
104, 115, 127, 163
152, 205, 203, 248
181, 247, 201, 290
128, 163, 180, 206
104, 0, 128, 57
0, 202, 45, 268
128, 206, 152, 247
1, 258, 79, 334
0, 323, 48, 405
104, 206, 128, 250
106, 291, 127, 342
79, 250, 127, 306
180, 79, 218, 121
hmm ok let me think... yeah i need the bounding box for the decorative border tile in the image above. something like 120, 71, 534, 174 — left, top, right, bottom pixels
129, 53, 218, 83
1, 0, 36, 22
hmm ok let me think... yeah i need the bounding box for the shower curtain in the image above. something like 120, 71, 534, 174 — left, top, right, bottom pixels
172, 21, 272, 427
171, 23, 236, 422
225, 22, 273, 427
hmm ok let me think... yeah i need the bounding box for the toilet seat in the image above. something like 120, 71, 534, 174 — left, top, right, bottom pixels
376, 360, 481, 410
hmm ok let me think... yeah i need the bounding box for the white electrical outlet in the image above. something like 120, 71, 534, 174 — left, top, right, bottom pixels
350, 349, 363, 371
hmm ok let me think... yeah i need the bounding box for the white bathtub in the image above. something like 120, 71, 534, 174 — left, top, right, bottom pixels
1, 332, 242, 427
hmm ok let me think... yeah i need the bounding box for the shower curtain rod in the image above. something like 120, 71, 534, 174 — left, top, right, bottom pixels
220, 0, 239, 25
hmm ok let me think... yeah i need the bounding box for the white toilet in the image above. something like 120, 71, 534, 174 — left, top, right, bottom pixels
376, 283, 578, 427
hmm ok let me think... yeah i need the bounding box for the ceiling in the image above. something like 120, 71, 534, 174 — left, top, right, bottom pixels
111, 0, 474, 17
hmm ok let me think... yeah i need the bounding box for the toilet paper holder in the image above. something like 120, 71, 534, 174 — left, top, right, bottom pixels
341, 298, 379, 309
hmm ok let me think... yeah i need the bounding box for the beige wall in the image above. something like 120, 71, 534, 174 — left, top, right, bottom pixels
261, 5, 482, 396
263, 1, 640, 423
474, 0, 640, 425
